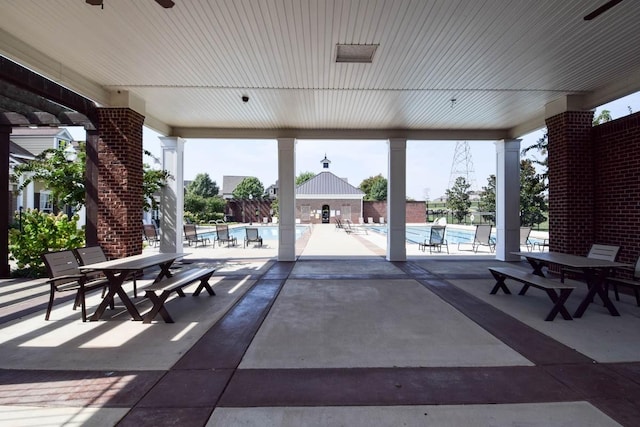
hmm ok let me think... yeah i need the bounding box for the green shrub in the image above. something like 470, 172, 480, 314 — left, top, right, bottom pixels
9, 209, 85, 277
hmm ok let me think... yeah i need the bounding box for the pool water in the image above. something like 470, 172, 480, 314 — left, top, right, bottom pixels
368, 225, 544, 246
199, 225, 310, 241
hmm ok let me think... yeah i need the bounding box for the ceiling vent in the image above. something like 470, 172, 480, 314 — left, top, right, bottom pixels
335, 44, 378, 63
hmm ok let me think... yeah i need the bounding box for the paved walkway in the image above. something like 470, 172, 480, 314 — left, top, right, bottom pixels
0, 225, 639, 426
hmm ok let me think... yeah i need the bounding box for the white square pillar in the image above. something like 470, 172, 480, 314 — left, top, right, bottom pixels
387, 138, 407, 261
159, 137, 185, 253
495, 139, 521, 261
278, 138, 296, 261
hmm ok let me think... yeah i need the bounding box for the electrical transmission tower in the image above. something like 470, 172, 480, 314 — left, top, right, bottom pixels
448, 141, 476, 190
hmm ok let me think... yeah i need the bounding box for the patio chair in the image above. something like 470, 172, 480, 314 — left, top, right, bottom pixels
458, 224, 495, 253
561, 244, 620, 283
533, 238, 549, 252
520, 227, 533, 252
74, 246, 139, 298
418, 225, 449, 254
244, 227, 263, 248
42, 250, 109, 322
184, 224, 211, 247
143, 224, 160, 247
215, 224, 237, 247
606, 255, 640, 306
344, 219, 368, 234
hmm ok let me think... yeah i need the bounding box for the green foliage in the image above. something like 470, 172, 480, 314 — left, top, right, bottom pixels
187, 173, 219, 197
232, 177, 265, 199
369, 178, 387, 201
477, 160, 548, 227
12, 144, 86, 210
359, 174, 387, 201
9, 210, 85, 277
12, 145, 170, 213
184, 193, 226, 223
446, 177, 471, 223
478, 175, 496, 222
270, 198, 279, 218
520, 159, 547, 226
296, 171, 316, 186
593, 109, 612, 125
143, 150, 172, 212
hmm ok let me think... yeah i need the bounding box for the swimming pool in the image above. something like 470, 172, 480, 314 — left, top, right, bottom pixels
368, 225, 544, 246
199, 225, 310, 241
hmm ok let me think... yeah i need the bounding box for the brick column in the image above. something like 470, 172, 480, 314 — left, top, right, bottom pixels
96, 108, 144, 258
546, 110, 594, 255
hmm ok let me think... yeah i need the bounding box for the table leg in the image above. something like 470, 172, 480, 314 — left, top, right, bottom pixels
152, 260, 176, 284
524, 258, 546, 276
89, 271, 142, 321
573, 269, 620, 318
545, 288, 573, 321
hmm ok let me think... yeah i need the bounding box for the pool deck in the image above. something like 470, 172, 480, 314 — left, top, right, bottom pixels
1, 224, 639, 426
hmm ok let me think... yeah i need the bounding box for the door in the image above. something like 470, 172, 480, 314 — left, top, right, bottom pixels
322, 205, 330, 223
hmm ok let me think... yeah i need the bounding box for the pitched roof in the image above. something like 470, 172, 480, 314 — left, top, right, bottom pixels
9, 141, 35, 159
296, 171, 364, 196
222, 175, 248, 195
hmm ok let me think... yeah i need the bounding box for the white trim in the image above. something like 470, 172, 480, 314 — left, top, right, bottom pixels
296, 194, 364, 200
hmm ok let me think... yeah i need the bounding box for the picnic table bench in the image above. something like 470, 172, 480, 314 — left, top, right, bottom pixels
488, 266, 576, 321
143, 267, 216, 323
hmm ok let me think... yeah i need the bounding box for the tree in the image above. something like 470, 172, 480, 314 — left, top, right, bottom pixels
478, 175, 496, 223
296, 171, 315, 186
13, 145, 171, 213
369, 178, 387, 201
359, 174, 387, 201
445, 176, 471, 223
477, 161, 547, 227
593, 109, 612, 125
11, 144, 86, 211
187, 173, 219, 197
232, 177, 265, 199
520, 159, 547, 226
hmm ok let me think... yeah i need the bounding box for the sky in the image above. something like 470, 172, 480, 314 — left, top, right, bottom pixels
66, 92, 639, 200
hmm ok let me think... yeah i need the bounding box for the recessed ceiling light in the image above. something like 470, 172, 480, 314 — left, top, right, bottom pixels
336, 44, 378, 63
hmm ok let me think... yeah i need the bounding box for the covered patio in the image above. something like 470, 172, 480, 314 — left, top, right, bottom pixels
2, 0, 640, 425
1, 225, 639, 425
2, 0, 640, 271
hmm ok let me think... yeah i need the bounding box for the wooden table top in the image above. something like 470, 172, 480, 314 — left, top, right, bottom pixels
78, 252, 187, 271
512, 251, 630, 269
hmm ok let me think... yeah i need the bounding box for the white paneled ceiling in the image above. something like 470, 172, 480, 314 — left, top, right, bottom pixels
1, 0, 639, 139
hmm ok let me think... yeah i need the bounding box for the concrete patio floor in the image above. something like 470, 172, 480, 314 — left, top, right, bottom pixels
1, 224, 639, 426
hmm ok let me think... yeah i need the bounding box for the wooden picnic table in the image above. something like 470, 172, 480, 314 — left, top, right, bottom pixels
79, 252, 186, 321
512, 251, 631, 318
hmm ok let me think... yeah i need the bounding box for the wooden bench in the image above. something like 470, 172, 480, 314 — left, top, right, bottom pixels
142, 267, 216, 323
488, 266, 576, 321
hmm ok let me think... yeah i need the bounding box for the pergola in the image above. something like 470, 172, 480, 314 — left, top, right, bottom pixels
2, 0, 640, 277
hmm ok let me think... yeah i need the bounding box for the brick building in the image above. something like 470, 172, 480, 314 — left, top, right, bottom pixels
296, 156, 365, 224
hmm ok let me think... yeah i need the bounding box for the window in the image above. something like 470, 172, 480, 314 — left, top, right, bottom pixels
39, 192, 53, 212
341, 204, 351, 220
301, 205, 311, 221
